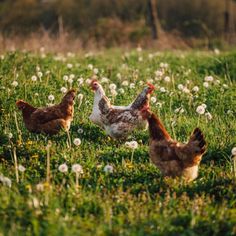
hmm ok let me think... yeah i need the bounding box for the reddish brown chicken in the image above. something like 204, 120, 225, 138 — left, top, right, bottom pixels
16, 89, 76, 135
141, 106, 206, 181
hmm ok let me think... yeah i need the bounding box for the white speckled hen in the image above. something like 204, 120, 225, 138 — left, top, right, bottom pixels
89, 80, 155, 139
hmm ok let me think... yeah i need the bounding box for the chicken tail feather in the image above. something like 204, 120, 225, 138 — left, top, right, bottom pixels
189, 128, 206, 154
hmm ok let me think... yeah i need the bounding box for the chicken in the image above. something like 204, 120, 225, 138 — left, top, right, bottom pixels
16, 89, 76, 135
89, 80, 155, 139
140, 106, 206, 181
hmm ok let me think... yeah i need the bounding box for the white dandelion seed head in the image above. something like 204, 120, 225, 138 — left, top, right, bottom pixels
67, 63, 73, 69
60, 87, 67, 94
69, 74, 75, 80
201, 103, 207, 109
116, 73, 121, 79
2, 177, 12, 187
31, 75, 37, 82
118, 88, 125, 94
12, 81, 18, 87
192, 86, 199, 92
109, 83, 117, 90
203, 82, 209, 88
160, 87, 166, 93
8, 133, 13, 139
139, 81, 144, 85
101, 77, 109, 83
164, 76, 171, 83
93, 68, 99, 74
77, 128, 84, 134
129, 83, 135, 89
205, 112, 212, 120
37, 71, 43, 78
121, 80, 129, 87
196, 105, 205, 115
204, 76, 214, 82
104, 164, 113, 173
177, 84, 184, 91
125, 141, 138, 149
48, 94, 55, 101
231, 147, 236, 156
88, 64, 93, 70
63, 75, 69, 81
77, 78, 84, 85
36, 183, 44, 191
73, 138, 81, 146
155, 70, 163, 77
58, 163, 68, 173
68, 78, 73, 84
18, 164, 26, 172
77, 93, 83, 100
72, 164, 83, 174
151, 96, 157, 103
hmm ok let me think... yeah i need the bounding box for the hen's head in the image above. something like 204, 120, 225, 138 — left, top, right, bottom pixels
90, 79, 101, 91
62, 89, 76, 104
140, 105, 152, 120
146, 83, 155, 94
16, 100, 28, 110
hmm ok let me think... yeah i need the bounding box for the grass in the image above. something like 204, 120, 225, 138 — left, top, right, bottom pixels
0, 49, 236, 236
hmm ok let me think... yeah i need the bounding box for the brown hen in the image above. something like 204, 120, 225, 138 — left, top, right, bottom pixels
141, 106, 206, 181
16, 89, 76, 135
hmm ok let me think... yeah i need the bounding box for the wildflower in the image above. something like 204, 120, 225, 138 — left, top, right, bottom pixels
73, 138, 81, 146
69, 74, 75, 80
88, 64, 93, 70
177, 84, 184, 91
63, 75, 69, 81
109, 83, 117, 90
122, 80, 129, 86
67, 63, 73, 69
37, 72, 43, 78
231, 147, 236, 156
118, 88, 125, 94
2, 177, 12, 187
72, 164, 83, 174
104, 164, 113, 173
48, 94, 55, 101
77, 94, 83, 100
164, 76, 171, 83
223, 84, 228, 89
151, 96, 157, 103
139, 81, 144, 85
125, 141, 138, 149
192, 86, 199, 92
18, 165, 26, 172
68, 78, 73, 84
31, 75, 37, 82
58, 163, 68, 173
205, 112, 212, 120
160, 87, 166, 93
129, 83, 135, 89
77, 128, 83, 134
116, 73, 121, 79
101, 77, 109, 83
196, 105, 205, 115
8, 133, 13, 139
12, 81, 18, 87
60, 87, 67, 94
111, 89, 118, 97
93, 68, 99, 74
201, 103, 207, 109
36, 183, 44, 191
203, 82, 209, 88
204, 76, 214, 82
138, 57, 143, 62
183, 87, 190, 94
155, 70, 163, 77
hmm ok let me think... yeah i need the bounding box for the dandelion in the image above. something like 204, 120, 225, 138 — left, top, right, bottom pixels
118, 88, 125, 94
77, 128, 84, 134
205, 112, 212, 120
111, 89, 118, 97
138, 57, 143, 62
151, 96, 157, 103
104, 164, 113, 174
164, 76, 171, 83
129, 83, 135, 89
201, 103, 207, 109
72, 164, 83, 174
109, 83, 117, 90
204, 76, 214, 82
73, 138, 81, 146
116, 73, 121, 79
223, 84, 228, 89
192, 86, 199, 92
8, 132, 13, 139
31, 75, 37, 82
86, 78, 92, 84
160, 87, 166, 93
101, 77, 109, 83
12, 81, 18, 87
203, 82, 209, 88
36, 183, 44, 192
37, 71, 43, 78
177, 84, 184, 91
18, 164, 26, 172
122, 80, 129, 86
183, 87, 190, 94
78, 93, 83, 108
125, 141, 138, 163
155, 70, 163, 77
63, 75, 69, 81
60, 87, 67, 94
2, 177, 12, 187
196, 105, 205, 115
69, 74, 75, 80
58, 163, 68, 173
87, 63, 93, 70
48, 94, 55, 101
67, 63, 73, 69
93, 68, 99, 74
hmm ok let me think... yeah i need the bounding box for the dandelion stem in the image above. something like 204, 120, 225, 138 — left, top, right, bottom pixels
13, 147, 19, 183
131, 149, 135, 163
197, 114, 200, 127
233, 156, 236, 179
14, 111, 22, 144
66, 130, 72, 149
75, 173, 79, 192
46, 141, 52, 184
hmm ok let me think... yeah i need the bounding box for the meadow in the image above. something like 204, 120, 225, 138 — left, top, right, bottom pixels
0, 49, 236, 235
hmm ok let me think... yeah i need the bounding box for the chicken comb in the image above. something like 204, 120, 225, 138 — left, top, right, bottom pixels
90, 79, 98, 85
147, 82, 155, 90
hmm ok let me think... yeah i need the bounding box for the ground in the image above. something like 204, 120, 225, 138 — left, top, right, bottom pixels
0, 49, 236, 235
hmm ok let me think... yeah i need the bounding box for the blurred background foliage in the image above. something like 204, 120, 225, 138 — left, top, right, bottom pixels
0, 0, 235, 48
